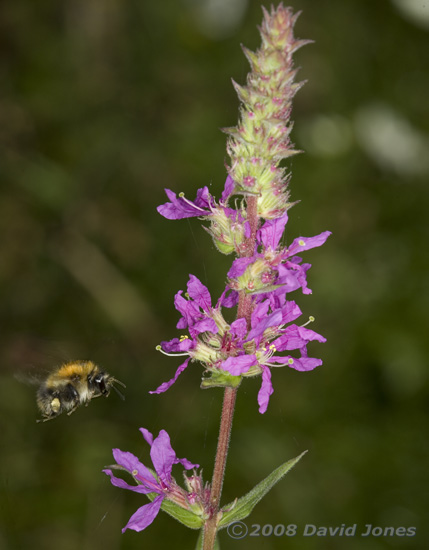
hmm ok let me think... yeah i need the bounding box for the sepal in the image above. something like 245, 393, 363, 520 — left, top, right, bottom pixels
146, 490, 205, 530
200, 370, 242, 389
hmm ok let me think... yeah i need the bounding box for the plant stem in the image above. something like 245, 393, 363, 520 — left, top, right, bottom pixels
243, 196, 259, 257
202, 386, 237, 550
202, 196, 259, 550
210, 386, 238, 508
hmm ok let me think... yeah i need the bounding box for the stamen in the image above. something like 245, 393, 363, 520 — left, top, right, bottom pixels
300, 315, 315, 327
156, 345, 190, 357
178, 192, 208, 213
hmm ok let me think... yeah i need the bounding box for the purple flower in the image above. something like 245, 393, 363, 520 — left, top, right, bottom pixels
228, 223, 331, 295
157, 176, 235, 221
219, 297, 326, 413
157, 177, 251, 255
151, 275, 227, 394
103, 428, 199, 533
157, 187, 212, 220
153, 274, 327, 414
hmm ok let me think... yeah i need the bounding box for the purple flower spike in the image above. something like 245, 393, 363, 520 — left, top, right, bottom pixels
103, 428, 198, 533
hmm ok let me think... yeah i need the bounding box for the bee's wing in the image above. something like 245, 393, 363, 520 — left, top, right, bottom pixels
9, 335, 74, 386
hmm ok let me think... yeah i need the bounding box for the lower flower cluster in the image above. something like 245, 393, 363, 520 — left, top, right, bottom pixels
103, 428, 206, 532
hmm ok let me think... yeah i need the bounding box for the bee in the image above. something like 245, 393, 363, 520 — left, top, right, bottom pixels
36, 360, 125, 422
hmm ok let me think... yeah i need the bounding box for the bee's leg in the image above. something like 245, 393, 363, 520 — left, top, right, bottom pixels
66, 401, 81, 416
65, 384, 80, 416
91, 392, 106, 400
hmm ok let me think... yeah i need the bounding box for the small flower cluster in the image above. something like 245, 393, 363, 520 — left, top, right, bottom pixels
152, 226, 328, 413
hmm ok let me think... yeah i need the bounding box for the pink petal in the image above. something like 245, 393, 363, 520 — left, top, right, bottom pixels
258, 211, 289, 249
103, 468, 155, 495
122, 495, 164, 532
221, 354, 257, 375
150, 430, 177, 482
258, 367, 274, 414
149, 358, 191, 394
187, 274, 212, 311
139, 427, 154, 446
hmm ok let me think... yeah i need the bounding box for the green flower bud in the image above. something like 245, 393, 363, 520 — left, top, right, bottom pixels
225, 4, 311, 220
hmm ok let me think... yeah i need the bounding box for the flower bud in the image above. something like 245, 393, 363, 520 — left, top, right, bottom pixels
225, 5, 310, 220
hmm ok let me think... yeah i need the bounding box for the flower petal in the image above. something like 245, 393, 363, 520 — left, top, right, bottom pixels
290, 356, 323, 371
272, 325, 305, 351
103, 468, 155, 495
221, 175, 235, 203
176, 456, 200, 470
150, 430, 177, 482
122, 494, 164, 532
297, 325, 327, 343
187, 275, 212, 311
251, 299, 270, 329
157, 188, 211, 220
174, 291, 201, 328
139, 427, 154, 446
286, 231, 331, 256
192, 318, 218, 336
258, 211, 289, 249
227, 256, 254, 279
247, 309, 283, 342
221, 354, 257, 375
230, 318, 247, 339
219, 288, 239, 308
272, 355, 323, 371
149, 358, 191, 394
258, 367, 274, 414
161, 337, 193, 353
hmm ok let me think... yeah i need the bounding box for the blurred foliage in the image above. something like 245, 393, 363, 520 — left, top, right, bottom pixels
1, 0, 428, 549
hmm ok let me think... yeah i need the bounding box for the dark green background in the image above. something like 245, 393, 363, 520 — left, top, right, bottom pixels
1, 0, 428, 549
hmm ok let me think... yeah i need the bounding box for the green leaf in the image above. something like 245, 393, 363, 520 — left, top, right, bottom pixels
218, 450, 307, 528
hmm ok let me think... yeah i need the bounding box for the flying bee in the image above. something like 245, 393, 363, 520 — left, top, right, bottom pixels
36, 360, 125, 422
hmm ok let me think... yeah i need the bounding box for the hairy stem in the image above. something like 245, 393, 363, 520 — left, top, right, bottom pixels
202, 386, 237, 549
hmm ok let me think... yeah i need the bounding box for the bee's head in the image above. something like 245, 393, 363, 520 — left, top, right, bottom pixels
90, 370, 126, 399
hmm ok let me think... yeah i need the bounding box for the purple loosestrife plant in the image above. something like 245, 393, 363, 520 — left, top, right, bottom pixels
105, 5, 330, 549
